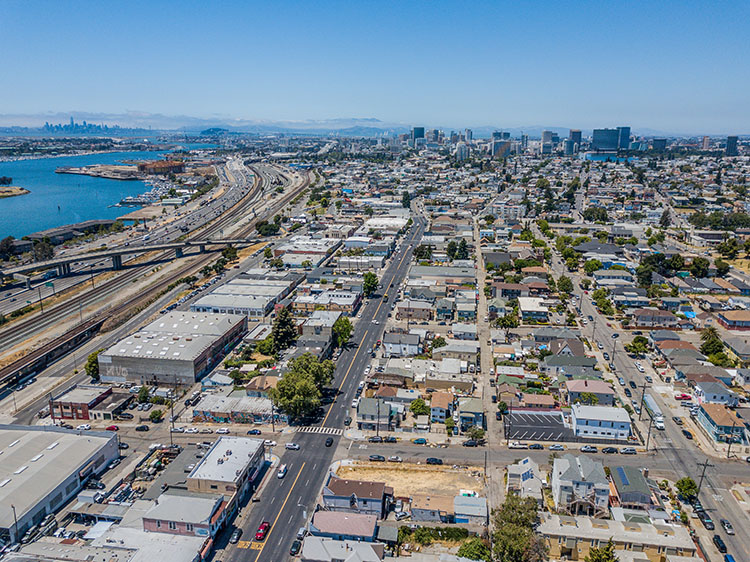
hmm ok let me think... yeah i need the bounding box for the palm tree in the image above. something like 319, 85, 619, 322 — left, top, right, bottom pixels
701, 326, 719, 342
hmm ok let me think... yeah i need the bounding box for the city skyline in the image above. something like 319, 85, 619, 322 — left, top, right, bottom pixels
2, 0, 749, 134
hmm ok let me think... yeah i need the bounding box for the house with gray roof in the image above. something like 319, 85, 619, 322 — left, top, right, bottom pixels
551, 455, 609, 517
382, 332, 421, 358
610, 466, 654, 510
541, 355, 598, 378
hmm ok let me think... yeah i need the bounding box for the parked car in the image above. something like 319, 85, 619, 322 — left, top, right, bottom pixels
672, 416, 683, 425
368, 436, 383, 443
118, 412, 134, 420
388, 456, 403, 463
384, 436, 397, 443
697, 510, 714, 530
682, 429, 694, 440
135, 425, 149, 432
529, 443, 544, 450
118, 442, 129, 450
620, 447, 637, 455
216, 427, 230, 434
629, 380, 637, 389
105, 425, 119, 431
713, 534, 727, 553
720, 519, 734, 535
602, 447, 619, 454
675, 393, 692, 400
76, 424, 91, 431
344, 416, 352, 426
495, 411, 502, 420
108, 459, 121, 470
413, 438, 427, 445
463, 440, 478, 447
426, 457, 443, 465
229, 528, 243, 544
247, 429, 262, 435
580, 445, 598, 453
255, 522, 270, 541
549, 444, 565, 451
369, 455, 385, 462
289, 540, 301, 556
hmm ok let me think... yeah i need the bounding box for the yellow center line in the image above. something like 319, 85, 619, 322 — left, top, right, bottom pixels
252, 461, 306, 562
321, 329, 369, 426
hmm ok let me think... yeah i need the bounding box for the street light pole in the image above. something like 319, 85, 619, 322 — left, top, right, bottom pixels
645, 418, 654, 452
638, 382, 650, 421
696, 459, 715, 496
11, 504, 18, 544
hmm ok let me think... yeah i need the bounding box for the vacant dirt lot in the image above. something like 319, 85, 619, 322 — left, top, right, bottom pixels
336, 463, 484, 497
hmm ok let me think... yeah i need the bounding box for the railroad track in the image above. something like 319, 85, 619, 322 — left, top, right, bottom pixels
0, 164, 311, 386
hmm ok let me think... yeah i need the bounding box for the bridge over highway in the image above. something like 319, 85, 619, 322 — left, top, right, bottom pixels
1, 238, 261, 279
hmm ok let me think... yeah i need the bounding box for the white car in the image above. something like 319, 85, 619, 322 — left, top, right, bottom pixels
388, 456, 403, 463
285, 443, 300, 450
76, 424, 91, 431
216, 427, 230, 434
264, 440, 277, 447
351, 398, 360, 409
171, 427, 184, 433
508, 441, 528, 449
185, 427, 199, 434
277, 464, 288, 479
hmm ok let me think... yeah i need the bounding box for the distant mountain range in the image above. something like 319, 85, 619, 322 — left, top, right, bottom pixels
0, 112, 741, 139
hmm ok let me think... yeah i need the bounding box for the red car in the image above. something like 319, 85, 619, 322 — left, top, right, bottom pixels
675, 393, 692, 401
255, 521, 270, 541
105, 425, 119, 431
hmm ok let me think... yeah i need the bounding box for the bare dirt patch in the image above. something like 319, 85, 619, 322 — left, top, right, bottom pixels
336, 463, 484, 497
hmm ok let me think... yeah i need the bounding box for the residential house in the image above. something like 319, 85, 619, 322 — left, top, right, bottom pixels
382, 332, 421, 358
457, 398, 484, 432
309, 512, 378, 542
410, 494, 454, 523
300, 537, 384, 562
548, 338, 586, 357
453, 496, 488, 526
395, 299, 434, 321
451, 323, 477, 340
322, 475, 391, 518
570, 404, 631, 441
142, 492, 226, 539
520, 393, 556, 409
610, 466, 654, 510
432, 340, 480, 365
696, 403, 747, 444
435, 298, 454, 321
518, 297, 549, 322
539, 514, 697, 562
694, 380, 738, 407
551, 455, 610, 517
430, 391, 454, 423
565, 380, 615, 407
507, 457, 544, 505
356, 398, 396, 432
541, 356, 598, 378
717, 309, 750, 330
534, 327, 580, 343
632, 308, 679, 329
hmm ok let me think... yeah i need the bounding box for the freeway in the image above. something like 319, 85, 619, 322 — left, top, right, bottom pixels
217, 213, 427, 562
548, 246, 750, 560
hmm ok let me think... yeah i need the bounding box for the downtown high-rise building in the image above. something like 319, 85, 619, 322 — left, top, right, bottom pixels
541, 130, 553, 144
726, 136, 738, 156
702, 136, 710, 150
569, 129, 582, 145
465, 128, 473, 142
411, 127, 425, 141
491, 131, 503, 141
564, 139, 575, 155
616, 126, 631, 149
592, 128, 619, 151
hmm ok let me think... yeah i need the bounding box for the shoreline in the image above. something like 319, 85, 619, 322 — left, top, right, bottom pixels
0, 186, 30, 198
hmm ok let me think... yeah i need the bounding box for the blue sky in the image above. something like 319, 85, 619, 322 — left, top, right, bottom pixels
1, 0, 748, 133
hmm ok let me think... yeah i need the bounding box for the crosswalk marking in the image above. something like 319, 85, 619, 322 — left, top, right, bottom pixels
237, 541, 251, 549
250, 542, 263, 550
295, 426, 343, 436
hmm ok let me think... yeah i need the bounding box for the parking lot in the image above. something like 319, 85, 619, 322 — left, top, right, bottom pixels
505, 411, 575, 441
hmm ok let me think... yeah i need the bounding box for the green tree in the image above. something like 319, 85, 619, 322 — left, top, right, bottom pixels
584, 259, 603, 275
401, 190, 411, 208
446, 240, 458, 260
288, 352, 335, 389
699, 326, 724, 356
263, 246, 273, 259
0, 236, 14, 260
566, 256, 579, 271
676, 477, 698, 499
270, 370, 321, 420
414, 244, 433, 260
271, 307, 297, 353
456, 239, 469, 259
576, 392, 599, 405
221, 245, 238, 261
410, 398, 430, 416
717, 237, 740, 259
625, 335, 650, 356
332, 316, 353, 348
137, 386, 150, 404
33, 238, 54, 261
468, 426, 485, 441
85, 349, 103, 380
557, 275, 573, 294
714, 258, 730, 276
363, 271, 379, 297
497, 313, 519, 339
431, 336, 447, 350
690, 256, 710, 278
492, 494, 544, 562
584, 538, 616, 562
364, 206, 374, 217
456, 537, 491, 562
149, 409, 164, 423
659, 209, 671, 228
269, 257, 284, 269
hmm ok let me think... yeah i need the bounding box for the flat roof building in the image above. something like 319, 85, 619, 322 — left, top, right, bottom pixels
0, 425, 119, 544
99, 312, 247, 385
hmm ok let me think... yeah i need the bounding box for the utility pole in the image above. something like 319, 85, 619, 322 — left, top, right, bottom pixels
726, 420, 737, 459
696, 459, 714, 496
505, 399, 513, 445
11, 504, 18, 544
271, 402, 275, 432
638, 382, 650, 421
37, 285, 44, 313
376, 399, 380, 438
645, 417, 654, 452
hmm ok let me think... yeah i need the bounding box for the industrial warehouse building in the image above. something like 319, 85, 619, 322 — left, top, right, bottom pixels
98, 312, 247, 385
0, 425, 119, 545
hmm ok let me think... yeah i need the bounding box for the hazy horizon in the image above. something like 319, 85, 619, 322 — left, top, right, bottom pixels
2, 1, 749, 134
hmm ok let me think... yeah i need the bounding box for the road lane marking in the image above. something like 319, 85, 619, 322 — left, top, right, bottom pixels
252, 462, 306, 562
321, 330, 369, 426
